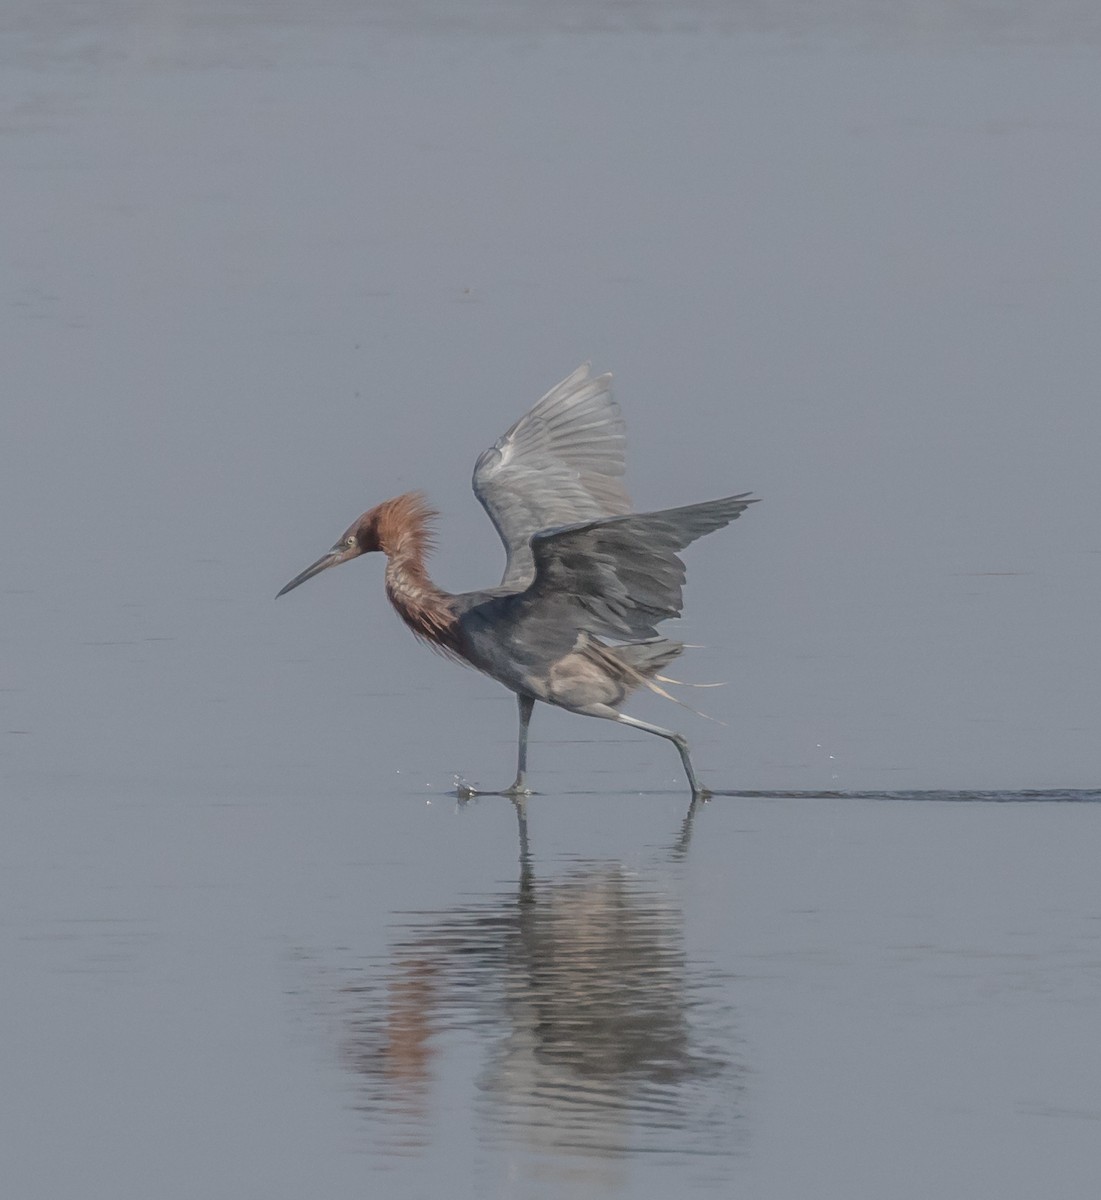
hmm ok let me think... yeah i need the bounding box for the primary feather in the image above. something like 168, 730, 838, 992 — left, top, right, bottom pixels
472, 364, 632, 590
525, 494, 758, 640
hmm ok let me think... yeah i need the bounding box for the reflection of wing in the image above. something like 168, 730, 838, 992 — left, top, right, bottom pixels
526, 495, 758, 639
473, 365, 632, 590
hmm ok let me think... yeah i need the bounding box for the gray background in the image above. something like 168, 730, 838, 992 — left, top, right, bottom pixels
3, 3, 1100, 1197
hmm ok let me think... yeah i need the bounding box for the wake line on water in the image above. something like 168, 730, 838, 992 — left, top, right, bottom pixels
707, 789, 1101, 803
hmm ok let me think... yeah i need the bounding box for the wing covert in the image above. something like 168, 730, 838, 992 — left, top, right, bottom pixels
473, 365, 632, 590
526, 494, 758, 640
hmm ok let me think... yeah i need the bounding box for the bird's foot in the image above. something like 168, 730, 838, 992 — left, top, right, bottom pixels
691, 784, 713, 802
501, 780, 533, 798
453, 775, 481, 801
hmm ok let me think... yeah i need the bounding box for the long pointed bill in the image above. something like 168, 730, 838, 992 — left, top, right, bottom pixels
276, 550, 343, 598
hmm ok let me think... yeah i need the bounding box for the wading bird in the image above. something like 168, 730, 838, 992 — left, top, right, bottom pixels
277, 365, 757, 797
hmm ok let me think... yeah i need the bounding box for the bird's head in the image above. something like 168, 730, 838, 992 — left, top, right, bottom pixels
275, 509, 381, 598
275, 494, 436, 599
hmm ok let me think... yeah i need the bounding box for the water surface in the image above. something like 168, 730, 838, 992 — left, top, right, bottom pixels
3, 2, 1100, 1196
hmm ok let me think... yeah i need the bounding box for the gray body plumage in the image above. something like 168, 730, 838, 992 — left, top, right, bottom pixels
455, 366, 756, 729
452, 496, 754, 712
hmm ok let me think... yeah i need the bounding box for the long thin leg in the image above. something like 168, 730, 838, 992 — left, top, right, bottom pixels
503, 694, 535, 796
614, 713, 710, 799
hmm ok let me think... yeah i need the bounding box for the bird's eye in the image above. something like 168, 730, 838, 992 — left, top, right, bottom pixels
345, 536, 356, 549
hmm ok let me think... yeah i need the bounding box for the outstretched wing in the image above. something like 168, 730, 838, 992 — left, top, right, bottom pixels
526, 494, 758, 639
473, 364, 632, 590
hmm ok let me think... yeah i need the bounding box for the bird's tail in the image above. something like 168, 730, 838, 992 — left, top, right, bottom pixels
581, 635, 726, 724
609, 638, 685, 681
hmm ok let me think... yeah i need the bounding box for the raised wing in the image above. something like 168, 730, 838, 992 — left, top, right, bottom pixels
526, 494, 758, 639
473, 365, 632, 590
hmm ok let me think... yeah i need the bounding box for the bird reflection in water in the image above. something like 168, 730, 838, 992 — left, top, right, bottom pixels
338, 799, 743, 1176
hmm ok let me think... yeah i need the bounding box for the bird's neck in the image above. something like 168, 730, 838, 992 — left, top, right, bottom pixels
384, 553, 458, 648
372, 494, 459, 651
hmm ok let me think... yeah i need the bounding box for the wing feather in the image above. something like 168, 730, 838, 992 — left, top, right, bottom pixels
472, 365, 632, 589
526, 494, 758, 639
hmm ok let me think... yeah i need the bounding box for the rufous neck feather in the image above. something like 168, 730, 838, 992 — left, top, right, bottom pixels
374, 493, 459, 651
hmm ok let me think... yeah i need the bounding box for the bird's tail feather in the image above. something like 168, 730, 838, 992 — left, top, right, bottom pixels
581, 637, 727, 725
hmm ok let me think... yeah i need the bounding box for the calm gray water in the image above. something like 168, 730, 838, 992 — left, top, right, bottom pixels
3, 2, 1101, 1196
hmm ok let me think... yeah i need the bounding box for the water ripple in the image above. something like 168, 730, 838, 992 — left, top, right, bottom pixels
710, 789, 1101, 803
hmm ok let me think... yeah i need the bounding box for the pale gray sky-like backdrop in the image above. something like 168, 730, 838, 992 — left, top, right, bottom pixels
3, 4, 1100, 1198
4, 3, 1099, 798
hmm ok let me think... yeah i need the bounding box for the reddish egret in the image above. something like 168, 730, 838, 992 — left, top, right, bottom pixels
277, 365, 757, 797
